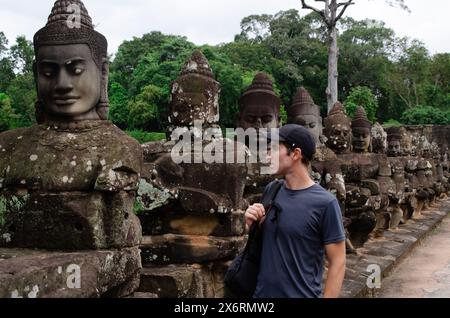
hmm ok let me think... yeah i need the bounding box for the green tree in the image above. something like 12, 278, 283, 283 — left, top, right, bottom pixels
0, 93, 19, 131
0, 32, 15, 93
300, 0, 409, 113
108, 82, 130, 129
10, 36, 34, 74
128, 85, 165, 131
400, 106, 449, 125
344, 86, 378, 123
6, 73, 36, 127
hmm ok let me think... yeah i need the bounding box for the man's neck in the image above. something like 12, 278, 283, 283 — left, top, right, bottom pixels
284, 165, 315, 191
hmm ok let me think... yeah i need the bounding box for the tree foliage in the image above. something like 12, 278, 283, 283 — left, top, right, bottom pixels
344, 86, 379, 123
400, 106, 449, 125
0, 6, 448, 133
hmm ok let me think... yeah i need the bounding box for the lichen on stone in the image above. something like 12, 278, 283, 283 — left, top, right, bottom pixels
136, 178, 173, 212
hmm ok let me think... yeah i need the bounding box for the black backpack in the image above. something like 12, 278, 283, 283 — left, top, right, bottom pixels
224, 179, 284, 298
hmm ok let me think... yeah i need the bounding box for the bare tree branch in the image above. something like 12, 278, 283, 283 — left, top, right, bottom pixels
335, 1, 355, 22
300, 0, 327, 23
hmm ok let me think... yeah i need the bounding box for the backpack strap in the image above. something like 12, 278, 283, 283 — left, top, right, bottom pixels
247, 179, 284, 242
260, 179, 284, 213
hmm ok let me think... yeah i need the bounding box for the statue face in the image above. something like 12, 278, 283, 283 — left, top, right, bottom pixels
36, 44, 101, 120
388, 140, 402, 157
290, 114, 322, 144
326, 123, 351, 153
352, 127, 371, 153
239, 103, 279, 131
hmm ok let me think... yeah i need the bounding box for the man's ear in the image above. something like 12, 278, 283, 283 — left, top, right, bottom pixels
294, 148, 302, 161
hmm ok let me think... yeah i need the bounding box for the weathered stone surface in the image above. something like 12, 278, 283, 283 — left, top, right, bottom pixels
0, 247, 141, 298
140, 234, 245, 265
338, 153, 381, 182
0, 123, 141, 192
378, 158, 392, 177
138, 265, 204, 298
361, 179, 380, 195
139, 210, 245, 237
139, 261, 230, 298
169, 50, 220, 128
0, 191, 141, 250
237, 72, 281, 131
143, 139, 249, 213
346, 185, 372, 208
287, 87, 323, 145
324, 102, 352, 154
371, 123, 387, 154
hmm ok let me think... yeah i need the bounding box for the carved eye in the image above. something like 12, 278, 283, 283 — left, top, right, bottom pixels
73, 68, 83, 75
309, 122, 316, 129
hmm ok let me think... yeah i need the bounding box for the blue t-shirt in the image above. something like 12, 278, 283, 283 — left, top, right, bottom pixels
253, 181, 346, 298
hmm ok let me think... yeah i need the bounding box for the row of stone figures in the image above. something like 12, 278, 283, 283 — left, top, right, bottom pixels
0, 0, 449, 298
137, 48, 450, 297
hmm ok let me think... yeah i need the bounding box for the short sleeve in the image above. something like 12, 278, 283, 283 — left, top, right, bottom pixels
321, 199, 346, 245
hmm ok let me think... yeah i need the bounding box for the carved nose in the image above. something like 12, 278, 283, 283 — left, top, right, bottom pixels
55, 70, 74, 93
255, 119, 262, 128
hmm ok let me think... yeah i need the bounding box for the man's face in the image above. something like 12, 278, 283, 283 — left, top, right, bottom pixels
267, 143, 297, 175
239, 103, 279, 131
352, 127, 371, 153
36, 44, 101, 119
290, 114, 322, 144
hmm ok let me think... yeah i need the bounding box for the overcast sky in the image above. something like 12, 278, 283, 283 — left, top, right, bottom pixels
1, 0, 449, 56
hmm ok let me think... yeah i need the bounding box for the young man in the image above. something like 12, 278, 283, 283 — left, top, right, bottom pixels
245, 124, 346, 298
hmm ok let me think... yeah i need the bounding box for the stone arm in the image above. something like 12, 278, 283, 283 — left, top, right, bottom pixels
93, 144, 143, 248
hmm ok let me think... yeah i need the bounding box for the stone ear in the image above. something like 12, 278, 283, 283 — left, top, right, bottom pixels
97, 59, 109, 120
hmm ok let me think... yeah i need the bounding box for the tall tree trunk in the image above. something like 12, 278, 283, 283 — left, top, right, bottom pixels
327, 26, 339, 114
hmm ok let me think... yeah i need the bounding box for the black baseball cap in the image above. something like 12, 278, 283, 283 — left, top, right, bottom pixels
264, 124, 316, 161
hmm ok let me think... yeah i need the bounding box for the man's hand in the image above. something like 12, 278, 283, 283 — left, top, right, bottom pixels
244, 203, 266, 231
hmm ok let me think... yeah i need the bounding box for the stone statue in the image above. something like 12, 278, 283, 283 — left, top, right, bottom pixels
168, 50, 220, 135
324, 101, 352, 154
386, 127, 403, 157
287, 87, 323, 144
371, 122, 387, 154
351, 107, 372, 153
138, 51, 249, 297
0, 0, 142, 250
237, 72, 281, 130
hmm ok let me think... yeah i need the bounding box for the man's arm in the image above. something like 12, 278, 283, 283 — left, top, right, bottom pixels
323, 241, 346, 298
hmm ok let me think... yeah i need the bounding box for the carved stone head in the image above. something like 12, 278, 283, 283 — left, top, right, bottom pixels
324, 102, 352, 154
371, 122, 387, 154
33, 0, 109, 123
352, 107, 372, 153
287, 87, 323, 144
387, 127, 403, 157
169, 50, 220, 128
238, 72, 281, 130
